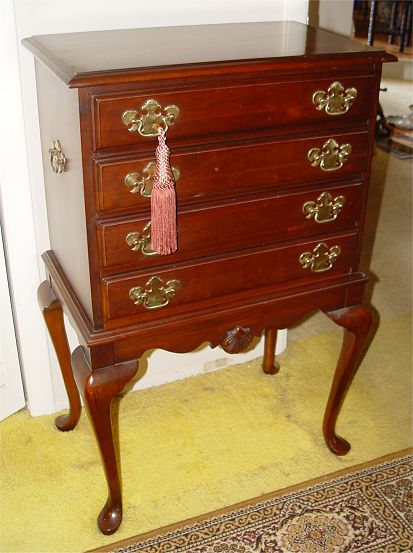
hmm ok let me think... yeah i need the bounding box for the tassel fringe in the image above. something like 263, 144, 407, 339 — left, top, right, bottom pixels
150, 128, 178, 255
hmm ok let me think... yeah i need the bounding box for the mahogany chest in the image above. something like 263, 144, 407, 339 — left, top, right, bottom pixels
23, 22, 396, 534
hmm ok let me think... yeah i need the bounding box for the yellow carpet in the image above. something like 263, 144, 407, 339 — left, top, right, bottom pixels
0, 312, 411, 553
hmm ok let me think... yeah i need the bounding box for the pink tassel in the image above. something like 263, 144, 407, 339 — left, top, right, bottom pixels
151, 128, 177, 255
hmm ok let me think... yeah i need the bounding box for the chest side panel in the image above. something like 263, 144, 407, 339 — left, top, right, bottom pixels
35, 60, 93, 320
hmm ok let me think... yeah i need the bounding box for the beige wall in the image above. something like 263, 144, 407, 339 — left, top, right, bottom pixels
308, 0, 354, 36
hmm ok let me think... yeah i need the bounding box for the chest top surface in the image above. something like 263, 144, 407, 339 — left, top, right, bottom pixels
23, 21, 395, 88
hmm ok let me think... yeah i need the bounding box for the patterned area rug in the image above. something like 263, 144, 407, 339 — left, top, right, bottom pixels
90, 450, 412, 553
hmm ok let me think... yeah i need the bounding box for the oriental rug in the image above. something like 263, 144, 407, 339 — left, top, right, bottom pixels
90, 449, 412, 553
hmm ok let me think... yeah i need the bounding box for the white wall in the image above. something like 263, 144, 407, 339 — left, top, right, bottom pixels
3, 0, 309, 415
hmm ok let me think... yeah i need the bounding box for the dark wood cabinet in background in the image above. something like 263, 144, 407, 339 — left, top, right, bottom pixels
23, 22, 396, 534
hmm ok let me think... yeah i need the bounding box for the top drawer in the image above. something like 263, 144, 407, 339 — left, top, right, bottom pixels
92, 75, 375, 150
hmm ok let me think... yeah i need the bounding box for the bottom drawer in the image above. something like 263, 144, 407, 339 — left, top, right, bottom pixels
102, 232, 358, 322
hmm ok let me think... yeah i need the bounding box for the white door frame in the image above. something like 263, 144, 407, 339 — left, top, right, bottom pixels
0, 0, 56, 416
0, 207, 25, 420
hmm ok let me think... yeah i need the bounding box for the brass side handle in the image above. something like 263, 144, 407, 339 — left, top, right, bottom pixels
312, 81, 357, 116
122, 99, 180, 137
302, 192, 346, 224
49, 140, 66, 174
125, 221, 157, 256
299, 243, 341, 273
129, 276, 180, 310
124, 161, 180, 198
308, 139, 352, 172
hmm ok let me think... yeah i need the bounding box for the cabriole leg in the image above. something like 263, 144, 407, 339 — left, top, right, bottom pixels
72, 346, 138, 535
262, 328, 280, 374
37, 280, 81, 431
324, 305, 373, 455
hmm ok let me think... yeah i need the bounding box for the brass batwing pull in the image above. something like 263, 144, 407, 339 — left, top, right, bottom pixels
312, 81, 357, 116
302, 192, 346, 224
124, 161, 180, 198
299, 243, 341, 273
308, 139, 351, 172
122, 99, 180, 137
125, 221, 156, 256
129, 276, 180, 310
49, 140, 66, 174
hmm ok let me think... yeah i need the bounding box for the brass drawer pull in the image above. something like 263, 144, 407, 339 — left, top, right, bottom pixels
302, 192, 346, 224
129, 276, 180, 310
49, 140, 66, 174
299, 243, 341, 273
126, 222, 157, 256
122, 99, 180, 137
312, 81, 357, 116
124, 161, 180, 198
308, 139, 351, 172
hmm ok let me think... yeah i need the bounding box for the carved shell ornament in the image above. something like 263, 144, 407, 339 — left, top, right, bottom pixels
221, 326, 253, 354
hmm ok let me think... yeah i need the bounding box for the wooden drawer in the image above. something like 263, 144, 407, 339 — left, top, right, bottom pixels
93, 74, 374, 150
102, 232, 358, 321
98, 182, 363, 270
95, 130, 369, 214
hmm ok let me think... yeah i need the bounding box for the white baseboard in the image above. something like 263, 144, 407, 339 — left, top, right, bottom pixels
51, 324, 287, 412
132, 329, 287, 392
